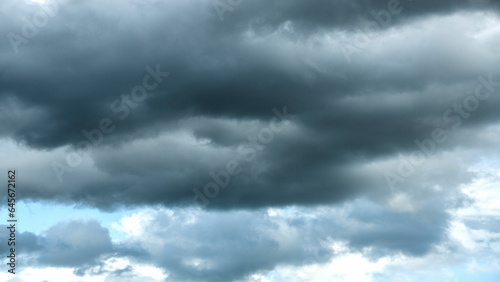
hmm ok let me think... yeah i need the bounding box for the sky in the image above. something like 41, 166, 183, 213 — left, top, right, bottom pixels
1, 0, 500, 281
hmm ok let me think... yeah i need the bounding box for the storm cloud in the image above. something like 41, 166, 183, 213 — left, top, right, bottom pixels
1, 0, 500, 281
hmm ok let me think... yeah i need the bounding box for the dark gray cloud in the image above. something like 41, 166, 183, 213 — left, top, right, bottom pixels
1, 0, 499, 210
0, 0, 498, 148
1, 1, 500, 279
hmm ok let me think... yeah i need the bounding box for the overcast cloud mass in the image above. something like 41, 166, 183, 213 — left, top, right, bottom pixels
1, 0, 500, 281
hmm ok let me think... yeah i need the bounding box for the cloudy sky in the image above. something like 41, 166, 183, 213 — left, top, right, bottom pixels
1, 0, 500, 281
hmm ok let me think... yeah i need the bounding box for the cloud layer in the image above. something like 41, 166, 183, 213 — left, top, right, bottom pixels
1, 0, 500, 281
